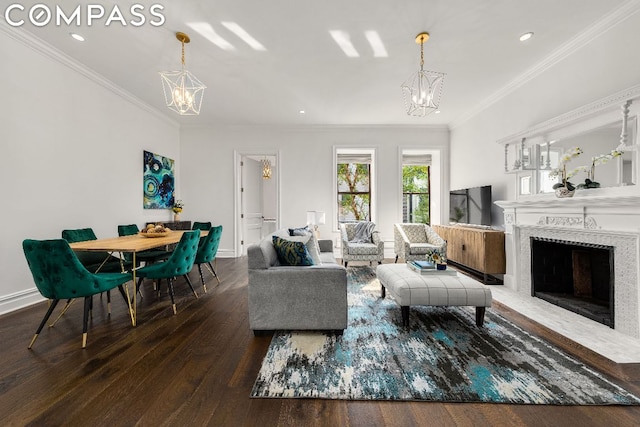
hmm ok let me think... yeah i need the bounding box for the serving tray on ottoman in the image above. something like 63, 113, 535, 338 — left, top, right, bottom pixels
377, 264, 492, 328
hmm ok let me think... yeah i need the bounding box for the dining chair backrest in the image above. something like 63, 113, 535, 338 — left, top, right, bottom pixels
23, 239, 114, 299
158, 230, 201, 276
62, 228, 97, 243
118, 224, 139, 237
61, 227, 115, 270
192, 221, 212, 231
194, 226, 223, 264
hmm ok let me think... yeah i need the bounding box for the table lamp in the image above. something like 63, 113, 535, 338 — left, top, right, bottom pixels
306, 210, 326, 238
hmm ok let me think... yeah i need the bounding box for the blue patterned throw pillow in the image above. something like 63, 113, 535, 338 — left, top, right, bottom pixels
272, 236, 314, 266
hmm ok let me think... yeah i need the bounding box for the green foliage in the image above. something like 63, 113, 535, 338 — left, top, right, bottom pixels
403, 165, 430, 224
337, 163, 370, 221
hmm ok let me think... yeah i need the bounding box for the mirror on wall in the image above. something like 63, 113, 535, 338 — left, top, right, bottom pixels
535, 116, 637, 193
500, 92, 639, 198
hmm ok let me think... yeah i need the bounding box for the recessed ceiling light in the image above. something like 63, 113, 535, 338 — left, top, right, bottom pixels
435, 110, 441, 114
519, 32, 534, 42
299, 110, 306, 114
70, 33, 85, 42
329, 30, 359, 58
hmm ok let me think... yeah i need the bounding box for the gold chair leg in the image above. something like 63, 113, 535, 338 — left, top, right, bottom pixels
49, 299, 74, 327
82, 333, 88, 348
28, 334, 39, 349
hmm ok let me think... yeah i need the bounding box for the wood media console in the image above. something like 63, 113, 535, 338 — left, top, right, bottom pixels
432, 225, 505, 285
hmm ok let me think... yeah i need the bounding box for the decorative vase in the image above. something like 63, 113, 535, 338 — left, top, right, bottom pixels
554, 187, 575, 198
174, 212, 181, 221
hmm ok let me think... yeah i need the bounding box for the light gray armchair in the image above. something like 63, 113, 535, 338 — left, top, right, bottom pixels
394, 223, 447, 264
340, 222, 384, 267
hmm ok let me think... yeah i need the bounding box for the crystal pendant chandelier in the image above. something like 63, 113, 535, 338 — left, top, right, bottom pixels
401, 32, 445, 117
159, 32, 206, 115
262, 158, 272, 179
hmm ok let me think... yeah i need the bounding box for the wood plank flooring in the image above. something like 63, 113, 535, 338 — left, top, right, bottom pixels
2, 257, 640, 426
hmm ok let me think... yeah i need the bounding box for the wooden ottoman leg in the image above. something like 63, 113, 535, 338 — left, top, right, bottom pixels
401, 306, 410, 327
381, 284, 386, 298
475, 307, 486, 327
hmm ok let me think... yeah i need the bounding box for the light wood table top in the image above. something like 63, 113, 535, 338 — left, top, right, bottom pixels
68, 230, 205, 252
69, 230, 207, 326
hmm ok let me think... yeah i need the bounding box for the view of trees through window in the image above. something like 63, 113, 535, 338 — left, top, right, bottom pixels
403, 165, 430, 223
337, 163, 370, 223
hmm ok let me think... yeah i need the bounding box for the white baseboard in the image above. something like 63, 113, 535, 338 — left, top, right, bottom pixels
0, 288, 44, 316
216, 249, 235, 258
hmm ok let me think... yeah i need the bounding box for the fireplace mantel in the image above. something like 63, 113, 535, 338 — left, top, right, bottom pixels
496, 194, 640, 210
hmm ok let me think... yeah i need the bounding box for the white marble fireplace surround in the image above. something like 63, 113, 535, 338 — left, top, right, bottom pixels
495, 194, 640, 363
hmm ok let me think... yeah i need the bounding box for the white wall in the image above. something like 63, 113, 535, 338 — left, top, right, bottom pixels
180, 126, 450, 254
0, 30, 179, 313
450, 10, 640, 226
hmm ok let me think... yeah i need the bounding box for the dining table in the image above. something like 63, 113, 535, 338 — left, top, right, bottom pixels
69, 229, 208, 326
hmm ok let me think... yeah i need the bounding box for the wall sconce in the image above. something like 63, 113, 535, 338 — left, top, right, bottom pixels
262, 158, 272, 179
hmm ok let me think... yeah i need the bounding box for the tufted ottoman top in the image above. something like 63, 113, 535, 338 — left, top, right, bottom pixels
376, 264, 492, 308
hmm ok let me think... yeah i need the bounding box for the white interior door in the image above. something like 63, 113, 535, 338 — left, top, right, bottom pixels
241, 157, 264, 255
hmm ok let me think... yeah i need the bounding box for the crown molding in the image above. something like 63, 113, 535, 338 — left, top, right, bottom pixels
451, 0, 640, 130
180, 123, 451, 132
496, 83, 640, 145
0, 22, 178, 128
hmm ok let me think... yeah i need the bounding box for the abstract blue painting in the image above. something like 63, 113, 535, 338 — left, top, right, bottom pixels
143, 150, 175, 209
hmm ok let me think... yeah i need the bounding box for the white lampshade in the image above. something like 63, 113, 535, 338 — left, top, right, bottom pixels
306, 211, 326, 226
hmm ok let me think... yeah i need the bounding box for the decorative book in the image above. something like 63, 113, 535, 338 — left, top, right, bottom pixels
407, 261, 457, 276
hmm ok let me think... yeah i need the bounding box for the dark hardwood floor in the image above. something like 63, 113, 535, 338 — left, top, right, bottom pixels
2, 257, 640, 426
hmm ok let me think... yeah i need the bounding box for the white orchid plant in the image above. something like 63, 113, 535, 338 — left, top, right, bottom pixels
577, 149, 624, 189
548, 147, 583, 191
548, 147, 624, 191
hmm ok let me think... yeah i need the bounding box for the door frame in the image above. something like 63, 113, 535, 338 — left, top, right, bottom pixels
233, 150, 281, 257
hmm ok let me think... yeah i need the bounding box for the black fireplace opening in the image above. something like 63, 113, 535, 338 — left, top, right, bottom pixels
530, 237, 614, 328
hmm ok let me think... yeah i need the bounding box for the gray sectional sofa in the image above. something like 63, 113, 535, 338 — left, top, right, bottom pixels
247, 230, 347, 334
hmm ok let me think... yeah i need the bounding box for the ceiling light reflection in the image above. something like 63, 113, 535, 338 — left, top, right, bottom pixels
221, 22, 266, 51
329, 30, 359, 58
186, 22, 235, 51
364, 31, 388, 57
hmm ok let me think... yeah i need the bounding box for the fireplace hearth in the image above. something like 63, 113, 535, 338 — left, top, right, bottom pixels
531, 237, 614, 327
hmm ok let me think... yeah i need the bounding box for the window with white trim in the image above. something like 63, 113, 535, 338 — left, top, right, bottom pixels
402, 151, 431, 224
336, 148, 375, 225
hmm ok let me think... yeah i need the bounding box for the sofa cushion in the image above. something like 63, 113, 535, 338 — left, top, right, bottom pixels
272, 236, 314, 266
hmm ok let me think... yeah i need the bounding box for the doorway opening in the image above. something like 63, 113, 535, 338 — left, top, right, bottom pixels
234, 152, 279, 256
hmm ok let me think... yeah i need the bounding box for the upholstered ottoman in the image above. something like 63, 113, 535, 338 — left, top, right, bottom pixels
376, 264, 492, 327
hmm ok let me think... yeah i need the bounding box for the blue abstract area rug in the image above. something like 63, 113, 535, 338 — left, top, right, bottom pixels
251, 266, 640, 405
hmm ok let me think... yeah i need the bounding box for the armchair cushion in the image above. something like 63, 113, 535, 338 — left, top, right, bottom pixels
272, 236, 314, 266
394, 223, 447, 263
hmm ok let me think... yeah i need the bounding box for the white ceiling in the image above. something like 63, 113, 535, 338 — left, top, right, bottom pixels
14, 0, 628, 127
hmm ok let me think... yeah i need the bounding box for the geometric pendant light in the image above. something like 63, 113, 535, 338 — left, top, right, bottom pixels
159, 32, 206, 115
401, 32, 445, 117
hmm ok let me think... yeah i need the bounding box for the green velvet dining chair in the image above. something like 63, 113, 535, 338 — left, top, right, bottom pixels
192, 221, 212, 231
62, 227, 128, 273
22, 239, 133, 349
193, 225, 223, 292
117, 224, 171, 266
135, 230, 201, 315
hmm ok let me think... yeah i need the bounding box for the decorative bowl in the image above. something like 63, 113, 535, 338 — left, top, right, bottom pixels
139, 230, 171, 238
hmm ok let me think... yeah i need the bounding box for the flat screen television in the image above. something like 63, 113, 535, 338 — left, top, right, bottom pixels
449, 185, 492, 226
